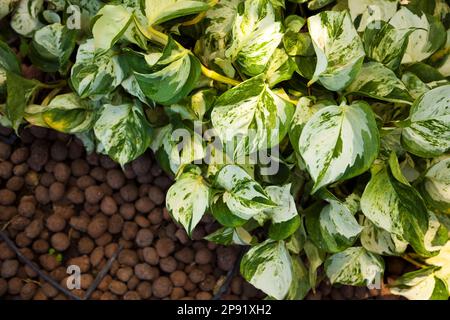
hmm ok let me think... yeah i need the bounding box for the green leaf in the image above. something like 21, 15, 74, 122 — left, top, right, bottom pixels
93, 103, 152, 166
421, 157, 450, 213
303, 240, 325, 289
308, 10, 365, 91
225, 0, 283, 76
306, 200, 362, 253
325, 247, 385, 286
390, 266, 449, 300
283, 32, 315, 57
431, 30, 450, 77
145, 0, 211, 26
71, 40, 125, 99
389, 7, 446, 64
363, 20, 415, 71
360, 218, 409, 256
133, 37, 201, 105
29, 23, 77, 73
92, 5, 133, 52
346, 62, 413, 104
264, 184, 301, 240
211, 75, 294, 156
360, 165, 432, 257
0, 40, 21, 98
10, 0, 43, 37
5, 72, 41, 131
348, 0, 398, 32
41, 93, 96, 134
402, 72, 430, 100
299, 101, 380, 193
204, 226, 253, 245
401, 85, 450, 158
240, 240, 293, 300
286, 255, 311, 300
166, 166, 210, 237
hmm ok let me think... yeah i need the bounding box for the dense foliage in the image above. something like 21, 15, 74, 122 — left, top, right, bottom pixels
1, 0, 450, 300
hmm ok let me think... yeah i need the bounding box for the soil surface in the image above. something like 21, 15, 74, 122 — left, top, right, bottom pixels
0, 125, 405, 300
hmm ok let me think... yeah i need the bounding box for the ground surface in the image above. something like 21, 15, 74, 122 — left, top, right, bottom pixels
0, 125, 405, 300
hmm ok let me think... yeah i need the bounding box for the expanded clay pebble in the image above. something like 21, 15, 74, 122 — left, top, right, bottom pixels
0, 126, 251, 301
0, 141, 11, 160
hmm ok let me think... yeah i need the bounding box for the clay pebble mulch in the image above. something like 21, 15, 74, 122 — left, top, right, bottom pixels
0, 125, 266, 300
0, 125, 407, 301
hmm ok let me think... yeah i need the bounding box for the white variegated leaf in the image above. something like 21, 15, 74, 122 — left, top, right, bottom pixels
306, 200, 363, 253
29, 23, 78, 72
363, 20, 414, 71
421, 157, 450, 213
361, 218, 408, 256
92, 5, 133, 52
433, 30, 450, 77
240, 240, 293, 300
145, 0, 210, 26
10, 0, 43, 37
166, 166, 210, 237
325, 247, 384, 286
348, 0, 398, 32
212, 165, 275, 223
264, 184, 301, 240
211, 75, 294, 157
389, 7, 446, 64
402, 72, 430, 100
204, 226, 253, 246
133, 37, 201, 105
360, 165, 432, 257
346, 62, 413, 104
41, 93, 96, 134
390, 267, 449, 300
299, 101, 379, 193
225, 0, 283, 76
401, 85, 450, 158
308, 10, 365, 91
93, 103, 152, 166
71, 40, 125, 99
0, 0, 18, 20
289, 97, 319, 155
427, 241, 450, 295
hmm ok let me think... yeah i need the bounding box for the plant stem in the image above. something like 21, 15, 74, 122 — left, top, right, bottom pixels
137, 18, 240, 86
181, 0, 219, 26
401, 254, 427, 269
41, 87, 63, 107
200, 64, 241, 86
39, 80, 67, 90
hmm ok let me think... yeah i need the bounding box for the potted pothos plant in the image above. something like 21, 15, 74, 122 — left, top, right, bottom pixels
0, 0, 450, 300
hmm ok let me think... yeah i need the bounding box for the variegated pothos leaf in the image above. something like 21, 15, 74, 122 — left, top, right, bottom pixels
308, 10, 365, 91
93, 103, 152, 166
306, 200, 363, 253
346, 62, 413, 104
401, 85, 450, 158
225, 0, 283, 76
325, 246, 385, 286
211, 75, 294, 157
240, 240, 293, 300
421, 157, 450, 213
166, 166, 210, 237
299, 101, 379, 193
389, 7, 446, 64
264, 184, 301, 240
